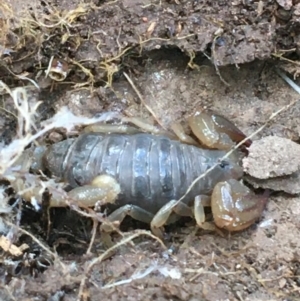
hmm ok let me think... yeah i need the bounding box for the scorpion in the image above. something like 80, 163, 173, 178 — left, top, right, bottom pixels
10, 109, 268, 242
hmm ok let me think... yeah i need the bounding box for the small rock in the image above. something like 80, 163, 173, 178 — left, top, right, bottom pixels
243, 136, 300, 179
245, 171, 300, 195
279, 277, 287, 289
48, 131, 64, 143
276, 0, 293, 10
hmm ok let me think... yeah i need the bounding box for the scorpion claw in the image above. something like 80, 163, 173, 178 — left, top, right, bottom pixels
211, 179, 269, 232
49, 174, 121, 207
187, 109, 252, 150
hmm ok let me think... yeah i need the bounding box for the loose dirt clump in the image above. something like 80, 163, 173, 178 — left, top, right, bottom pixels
243, 136, 300, 179
243, 135, 300, 194
2, 0, 300, 301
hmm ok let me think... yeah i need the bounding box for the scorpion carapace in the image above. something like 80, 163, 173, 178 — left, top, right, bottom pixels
10, 109, 267, 242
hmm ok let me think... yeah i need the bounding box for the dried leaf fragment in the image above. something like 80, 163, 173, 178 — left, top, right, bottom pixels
0, 235, 28, 256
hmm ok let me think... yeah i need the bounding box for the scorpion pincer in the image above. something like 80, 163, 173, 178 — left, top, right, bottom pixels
11, 109, 268, 240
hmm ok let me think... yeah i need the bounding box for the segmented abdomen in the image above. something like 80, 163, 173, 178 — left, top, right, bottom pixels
48, 133, 229, 213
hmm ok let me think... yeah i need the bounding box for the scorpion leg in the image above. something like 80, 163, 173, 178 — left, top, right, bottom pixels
150, 200, 193, 238
84, 117, 176, 139
170, 123, 198, 146
100, 205, 155, 245
193, 195, 217, 231
100, 203, 185, 246
121, 117, 176, 138
83, 123, 142, 135
100, 205, 154, 231
150, 197, 217, 238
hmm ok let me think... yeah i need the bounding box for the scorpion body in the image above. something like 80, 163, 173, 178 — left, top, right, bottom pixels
42, 133, 242, 214
12, 109, 268, 241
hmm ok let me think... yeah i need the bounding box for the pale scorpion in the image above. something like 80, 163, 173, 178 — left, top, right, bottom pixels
11, 109, 268, 241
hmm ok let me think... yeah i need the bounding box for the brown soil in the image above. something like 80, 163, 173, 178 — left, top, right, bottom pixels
1, 0, 300, 300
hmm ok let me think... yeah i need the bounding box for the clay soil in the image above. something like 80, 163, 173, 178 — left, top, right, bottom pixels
1, 1, 300, 300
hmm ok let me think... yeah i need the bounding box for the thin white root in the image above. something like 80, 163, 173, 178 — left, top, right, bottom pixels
275, 67, 300, 94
